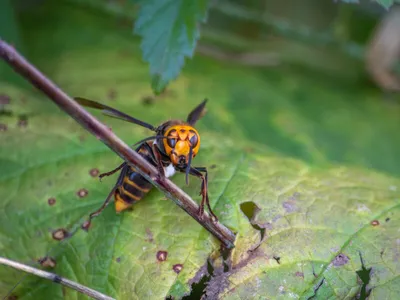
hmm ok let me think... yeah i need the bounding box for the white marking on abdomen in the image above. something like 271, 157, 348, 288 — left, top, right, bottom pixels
164, 164, 176, 178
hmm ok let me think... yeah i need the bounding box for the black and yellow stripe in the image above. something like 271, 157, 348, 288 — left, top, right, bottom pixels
114, 143, 154, 212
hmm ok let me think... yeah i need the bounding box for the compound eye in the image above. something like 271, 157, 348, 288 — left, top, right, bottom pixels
167, 137, 176, 148
189, 134, 198, 147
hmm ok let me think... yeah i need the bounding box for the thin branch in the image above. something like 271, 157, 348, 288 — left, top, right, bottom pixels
0, 257, 115, 300
0, 40, 236, 249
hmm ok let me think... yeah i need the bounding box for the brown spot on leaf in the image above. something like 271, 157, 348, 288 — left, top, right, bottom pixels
7, 295, 18, 300
39, 257, 56, 268
371, 220, 380, 226
77, 188, 88, 198
142, 96, 155, 106
107, 89, 117, 100
145, 228, 154, 243
0, 94, 10, 105
81, 220, 91, 231
295, 271, 304, 278
47, 198, 56, 206
173, 264, 183, 274
0, 124, 7, 131
282, 200, 297, 213
52, 228, 69, 241
157, 251, 167, 262
333, 253, 350, 267
17, 118, 28, 128
89, 168, 99, 177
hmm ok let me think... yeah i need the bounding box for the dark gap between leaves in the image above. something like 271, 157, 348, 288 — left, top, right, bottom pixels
181, 260, 214, 300
356, 252, 372, 300
240, 201, 265, 241
220, 246, 232, 272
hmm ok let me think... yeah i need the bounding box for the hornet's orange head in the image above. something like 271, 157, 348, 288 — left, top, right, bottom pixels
162, 125, 200, 169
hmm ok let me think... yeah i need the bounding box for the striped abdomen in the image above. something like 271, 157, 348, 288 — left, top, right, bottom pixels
114, 143, 154, 213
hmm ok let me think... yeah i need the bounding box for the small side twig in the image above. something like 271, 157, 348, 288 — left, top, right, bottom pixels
0, 257, 115, 300
0, 40, 236, 249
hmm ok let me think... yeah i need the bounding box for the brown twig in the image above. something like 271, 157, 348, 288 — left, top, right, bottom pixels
0, 256, 115, 300
0, 39, 236, 249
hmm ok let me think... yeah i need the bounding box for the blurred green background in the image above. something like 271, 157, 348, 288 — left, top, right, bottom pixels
2, 0, 400, 177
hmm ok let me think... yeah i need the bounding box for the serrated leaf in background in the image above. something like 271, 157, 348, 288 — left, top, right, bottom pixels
376, 0, 394, 9
134, 0, 209, 94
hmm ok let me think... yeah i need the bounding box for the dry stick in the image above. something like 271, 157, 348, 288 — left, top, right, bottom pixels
0, 257, 115, 300
0, 40, 236, 249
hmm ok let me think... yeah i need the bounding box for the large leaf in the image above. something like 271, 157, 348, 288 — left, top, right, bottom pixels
1, 82, 399, 299
214, 160, 400, 299
1, 1, 400, 299
134, 0, 209, 94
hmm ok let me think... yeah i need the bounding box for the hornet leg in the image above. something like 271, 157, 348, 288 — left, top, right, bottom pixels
82, 165, 128, 230
98, 162, 126, 181
184, 166, 218, 222
152, 144, 165, 178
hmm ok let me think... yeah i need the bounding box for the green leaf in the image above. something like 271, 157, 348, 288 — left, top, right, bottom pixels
214, 160, 400, 299
375, 0, 394, 9
1, 81, 400, 299
1, 1, 400, 299
134, 0, 209, 94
